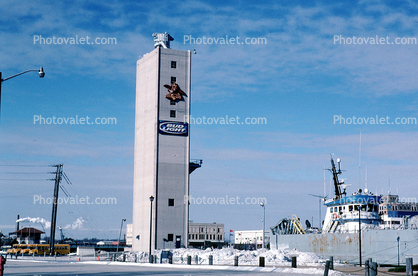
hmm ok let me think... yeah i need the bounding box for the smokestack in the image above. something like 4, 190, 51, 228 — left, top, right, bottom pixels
16, 214, 20, 231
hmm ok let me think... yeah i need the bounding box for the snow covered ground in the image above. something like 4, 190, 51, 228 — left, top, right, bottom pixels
123, 247, 327, 266
116, 248, 344, 275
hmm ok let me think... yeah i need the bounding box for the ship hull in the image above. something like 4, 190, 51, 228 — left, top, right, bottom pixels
270, 229, 418, 265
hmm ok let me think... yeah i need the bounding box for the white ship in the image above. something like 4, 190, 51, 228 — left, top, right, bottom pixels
270, 156, 418, 265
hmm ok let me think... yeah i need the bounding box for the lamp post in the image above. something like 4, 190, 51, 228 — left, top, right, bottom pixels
260, 202, 265, 249
0, 67, 45, 119
116, 218, 126, 253
149, 195, 154, 263
397, 236, 400, 266
163, 238, 168, 249
358, 206, 362, 267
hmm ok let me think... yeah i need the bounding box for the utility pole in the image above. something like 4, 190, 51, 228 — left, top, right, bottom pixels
49, 164, 63, 255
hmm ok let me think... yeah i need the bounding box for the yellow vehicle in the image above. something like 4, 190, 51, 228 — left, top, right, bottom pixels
53, 244, 70, 255
21, 244, 36, 254
29, 244, 48, 255
6, 246, 15, 254
29, 244, 70, 255
9, 244, 24, 254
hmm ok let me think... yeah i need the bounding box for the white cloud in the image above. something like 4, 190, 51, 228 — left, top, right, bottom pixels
63, 217, 85, 230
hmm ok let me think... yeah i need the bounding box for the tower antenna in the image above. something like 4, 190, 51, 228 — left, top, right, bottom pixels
358, 132, 362, 189
365, 165, 368, 190
323, 165, 326, 197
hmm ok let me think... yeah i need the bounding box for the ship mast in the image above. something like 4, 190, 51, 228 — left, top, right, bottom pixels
329, 156, 343, 200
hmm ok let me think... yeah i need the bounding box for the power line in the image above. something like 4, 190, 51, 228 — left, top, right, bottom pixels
0, 164, 50, 167
61, 173, 108, 239
0, 172, 50, 174
0, 178, 50, 181
0, 164, 109, 240
0, 190, 51, 198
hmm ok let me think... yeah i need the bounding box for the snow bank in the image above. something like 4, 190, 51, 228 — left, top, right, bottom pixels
123, 247, 326, 266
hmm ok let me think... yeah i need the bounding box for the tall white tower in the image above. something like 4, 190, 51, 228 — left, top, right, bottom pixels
132, 33, 191, 252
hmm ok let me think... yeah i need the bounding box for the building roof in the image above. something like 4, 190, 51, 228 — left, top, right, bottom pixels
13, 227, 45, 235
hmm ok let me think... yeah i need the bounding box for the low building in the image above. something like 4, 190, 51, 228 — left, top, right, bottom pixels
13, 227, 44, 244
379, 194, 418, 217
188, 222, 224, 248
234, 230, 269, 250
378, 194, 418, 229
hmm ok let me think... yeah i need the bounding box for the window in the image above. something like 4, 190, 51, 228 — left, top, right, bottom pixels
170, 100, 176, 105
171, 61, 177, 68
170, 110, 176, 118
171, 76, 176, 83
168, 198, 174, 206
167, 234, 174, 241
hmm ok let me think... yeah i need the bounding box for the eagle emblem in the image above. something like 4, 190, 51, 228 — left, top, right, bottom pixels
164, 82, 186, 101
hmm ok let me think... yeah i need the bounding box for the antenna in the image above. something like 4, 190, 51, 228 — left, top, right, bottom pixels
365, 165, 368, 190
323, 165, 326, 197
359, 132, 361, 189
388, 178, 391, 195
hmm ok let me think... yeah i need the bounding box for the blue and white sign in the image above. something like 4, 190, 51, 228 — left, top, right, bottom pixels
159, 121, 188, 136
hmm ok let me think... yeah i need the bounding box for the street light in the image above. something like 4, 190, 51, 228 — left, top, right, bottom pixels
149, 195, 154, 263
260, 202, 265, 249
0, 67, 45, 118
116, 218, 126, 253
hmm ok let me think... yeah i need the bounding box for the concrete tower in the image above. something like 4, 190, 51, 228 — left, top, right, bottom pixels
132, 33, 191, 252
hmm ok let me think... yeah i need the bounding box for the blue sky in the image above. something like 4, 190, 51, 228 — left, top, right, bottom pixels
0, 0, 417, 241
